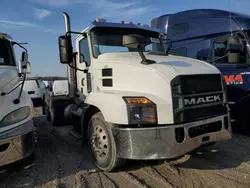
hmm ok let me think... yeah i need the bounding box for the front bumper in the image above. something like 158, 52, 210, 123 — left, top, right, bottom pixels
0, 120, 35, 166
112, 114, 232, 160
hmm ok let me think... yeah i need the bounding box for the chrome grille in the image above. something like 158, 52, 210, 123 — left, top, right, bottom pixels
171, 74, 227, 124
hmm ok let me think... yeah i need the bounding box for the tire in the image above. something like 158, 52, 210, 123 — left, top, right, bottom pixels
39, 98, 44, 107
50, 106, 61, 126
87, 112, 125, 172
45, 102, 51, 121
42, 99, 45, 115
19, 153, 35, 167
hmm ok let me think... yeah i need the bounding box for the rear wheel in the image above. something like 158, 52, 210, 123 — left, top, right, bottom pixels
19, 153, 35, 168
87, 112, 124, 172
50, 101, 68, 127
42, 98, 45, 115
45, 102, 51, 121
50, 106, 61, 126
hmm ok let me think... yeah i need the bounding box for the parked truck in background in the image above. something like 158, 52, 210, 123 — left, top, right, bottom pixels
151, 9, 250, 131
0, 33, 35, 167
54, 12, 232, 172
42, 80, 49, 88
44, 79, 69, 126
23, 77, 46, 107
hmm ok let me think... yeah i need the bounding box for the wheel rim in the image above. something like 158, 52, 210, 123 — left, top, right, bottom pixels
90, 124, 109, 162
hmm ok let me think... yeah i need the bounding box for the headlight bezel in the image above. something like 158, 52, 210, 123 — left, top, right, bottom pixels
0, 106, 31, 128
123, 96, 158, 125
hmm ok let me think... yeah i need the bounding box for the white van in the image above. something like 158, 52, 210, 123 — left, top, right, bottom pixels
52, 80, 69, 96
43, 80, 49, 88
23, 78, 44, 106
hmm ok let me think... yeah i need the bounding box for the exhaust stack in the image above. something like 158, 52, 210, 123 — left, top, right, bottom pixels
62, 12, 77, 101
62, 12, 71, 36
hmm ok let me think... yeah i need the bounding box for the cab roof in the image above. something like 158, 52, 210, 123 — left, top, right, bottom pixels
157, 9, 250, 20
152, 9, 250, 41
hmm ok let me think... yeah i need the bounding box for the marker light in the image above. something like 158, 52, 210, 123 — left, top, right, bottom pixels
96, 18, 106, 22
124, 97, 152, 104
93, 18, 106, 23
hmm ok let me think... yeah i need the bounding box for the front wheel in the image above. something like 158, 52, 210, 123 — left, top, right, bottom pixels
87, 112, 124, 172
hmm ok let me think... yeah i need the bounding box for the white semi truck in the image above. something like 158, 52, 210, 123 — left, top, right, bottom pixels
0, 33, 35, 167
54, 12, 232, 172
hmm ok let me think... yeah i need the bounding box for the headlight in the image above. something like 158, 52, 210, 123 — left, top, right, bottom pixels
0, 106, 30, 128
123, 97, 157, 124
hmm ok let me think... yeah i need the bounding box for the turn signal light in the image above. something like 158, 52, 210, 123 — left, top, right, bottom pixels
124, 97, 152, 104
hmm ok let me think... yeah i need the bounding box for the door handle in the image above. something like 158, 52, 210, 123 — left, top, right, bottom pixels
81, 78, 85, 86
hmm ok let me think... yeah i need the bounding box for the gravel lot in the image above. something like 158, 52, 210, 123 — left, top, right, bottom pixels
0, 107, 250, 188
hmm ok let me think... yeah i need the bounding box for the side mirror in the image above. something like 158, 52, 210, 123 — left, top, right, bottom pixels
21, 51, 28, 63
25, 62, 31, 74
122, 34, 150, 49
18, 51, 30, 74
226, 37, 244, 53
58, 35, 73, 64
226, 37, 244, 63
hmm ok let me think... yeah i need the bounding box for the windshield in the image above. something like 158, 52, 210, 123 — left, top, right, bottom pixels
91, 27, 165, 57
0, 39, 15, 66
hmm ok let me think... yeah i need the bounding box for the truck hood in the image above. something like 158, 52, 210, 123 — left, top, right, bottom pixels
0, 66, 18, 92
97, 52, 220, 78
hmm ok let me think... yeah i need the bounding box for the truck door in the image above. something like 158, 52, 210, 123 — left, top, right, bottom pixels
211, 34, 250, 104
76, 34, 91, 99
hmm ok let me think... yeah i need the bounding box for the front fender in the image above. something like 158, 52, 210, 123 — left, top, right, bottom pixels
85, 91, 174, 124
85, 92, 128, 124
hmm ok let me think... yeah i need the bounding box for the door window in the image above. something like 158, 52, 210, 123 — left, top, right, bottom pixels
79, 38, 91, 66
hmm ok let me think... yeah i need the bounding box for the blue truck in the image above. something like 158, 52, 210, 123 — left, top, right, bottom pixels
151, 9, 250, 131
